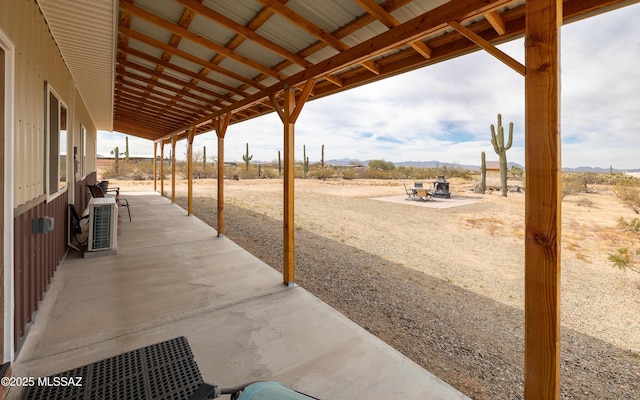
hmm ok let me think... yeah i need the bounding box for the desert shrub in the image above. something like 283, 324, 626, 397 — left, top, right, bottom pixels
100, 162, 155, 180
362, 167, 393, 179
340, 168, 358, 180
608, 217, 640, 274
576, 198, 594, 207
562, 174, 588, 198
613, 181, 640, 214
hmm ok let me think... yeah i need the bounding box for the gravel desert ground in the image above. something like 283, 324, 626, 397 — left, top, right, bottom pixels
111, 177, 640, 399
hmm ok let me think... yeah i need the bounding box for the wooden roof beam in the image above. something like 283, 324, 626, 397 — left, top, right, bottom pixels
116, 79, 216, 116
112, 122, 166, 140
115, 99, 194, 123
354, 0, 433, 59
174, 0, 312, 68
163, 0, 519, 138
119, 46, 249, 99
114, 109, 183, 131
119, 26, 267, 90
360, 60, 381, 75
115, 81, 210, 115
447, 20, 525, 76
256, 0, 349, 51
200, 1, 291, 94
120, 2, 287, 80
115, 92, 202, 121
485, 10, 507, 35
324, 74, 344, 87
117, 57, 233, 106
116, 66, 222, 109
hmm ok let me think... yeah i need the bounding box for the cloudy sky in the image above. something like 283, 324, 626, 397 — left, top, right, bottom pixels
99, 3, 640, 169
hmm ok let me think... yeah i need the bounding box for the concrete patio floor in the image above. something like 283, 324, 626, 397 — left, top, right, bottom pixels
9, 192, 468, 399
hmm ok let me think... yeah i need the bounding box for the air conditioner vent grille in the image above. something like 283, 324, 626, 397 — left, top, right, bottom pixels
91, 204, 114, 250
87, 197, 118, 253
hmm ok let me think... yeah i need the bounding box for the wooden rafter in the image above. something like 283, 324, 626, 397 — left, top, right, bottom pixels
163, 0, 517, 139
447, 20, 525, 76
119, 46, 249, 99
354, 0, 433, 59
255, 0, 349, 51
485, 10, 507, 35
121, 1, 287, 80
113, 0, 632, 145
119, 26, 267, 90
174, 0, 312, 68
115, 81, 208, 115
117, 58, 230, 110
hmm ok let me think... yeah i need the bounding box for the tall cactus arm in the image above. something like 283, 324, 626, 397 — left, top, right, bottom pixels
490, 124, 501, 154
505, 122, 514, 150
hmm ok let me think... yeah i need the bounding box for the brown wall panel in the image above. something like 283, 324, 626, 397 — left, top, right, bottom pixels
13, 191, 68, 348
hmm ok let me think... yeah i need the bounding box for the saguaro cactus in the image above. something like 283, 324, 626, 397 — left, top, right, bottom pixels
303, 145, 309, 176
481, 151, 486, 194
202, 146, 207, 174
125, 136, 130, 163
277, 150, 282, 177
114, 146, 120, 174
490, 113, 513, 197
242, 143, 252, 171
320, 144, 325, 179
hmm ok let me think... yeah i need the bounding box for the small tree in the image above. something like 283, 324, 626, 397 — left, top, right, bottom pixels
202, 146, 207, 174
368, 159, 395, 171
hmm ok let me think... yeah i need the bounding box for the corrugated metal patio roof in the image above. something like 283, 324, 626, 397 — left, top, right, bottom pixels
37, 0, 637, 141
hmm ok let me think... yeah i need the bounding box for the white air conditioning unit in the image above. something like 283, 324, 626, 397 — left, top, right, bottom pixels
87, 197, 118, 253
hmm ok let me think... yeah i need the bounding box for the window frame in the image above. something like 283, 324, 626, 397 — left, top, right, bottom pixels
45, 83, 68, 201
79, 124, 86, 179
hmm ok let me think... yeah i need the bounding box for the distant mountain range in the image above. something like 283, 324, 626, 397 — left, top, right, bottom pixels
321, 159, 640, 173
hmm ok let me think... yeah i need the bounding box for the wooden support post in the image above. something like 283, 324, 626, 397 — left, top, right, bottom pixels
171, 136, 177, 203
524, 0, 562, 399
153, 141, 157, 192
282, 88, 295, 286
273, 80, 315, 286
171, 135, 177, 203
160, 141, 165, 197
187, 128, 195, 215
213, 114, 230, 237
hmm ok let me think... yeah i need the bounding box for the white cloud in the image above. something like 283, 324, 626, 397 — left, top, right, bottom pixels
99, 3, 640, 169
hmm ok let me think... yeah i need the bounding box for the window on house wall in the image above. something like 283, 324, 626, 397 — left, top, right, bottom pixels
46, 85, 68, 198
80, 124, 86, 178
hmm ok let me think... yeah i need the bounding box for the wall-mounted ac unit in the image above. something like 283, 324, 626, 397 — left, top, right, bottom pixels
87, 197, 118, 253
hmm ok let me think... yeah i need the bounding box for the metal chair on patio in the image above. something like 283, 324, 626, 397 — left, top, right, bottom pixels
403, 182, 417, 200
88, 184, 132, 221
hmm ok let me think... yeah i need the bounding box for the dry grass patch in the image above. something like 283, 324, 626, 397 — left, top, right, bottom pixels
465, 216, 505, 236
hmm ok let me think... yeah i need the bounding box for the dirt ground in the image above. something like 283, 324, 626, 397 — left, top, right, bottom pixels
109, 176, 640, 398
113, 176, 640, 352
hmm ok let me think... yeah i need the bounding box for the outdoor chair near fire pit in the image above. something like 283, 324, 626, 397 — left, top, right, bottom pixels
403, 182, 433, 201
403, 182, 417, 200
88, 184, 132, 221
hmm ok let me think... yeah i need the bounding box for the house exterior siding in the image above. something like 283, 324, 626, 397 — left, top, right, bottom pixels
1, 0, 99, 357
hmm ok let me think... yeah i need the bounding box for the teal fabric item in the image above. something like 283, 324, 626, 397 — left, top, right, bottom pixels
236, 382, 315, 400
